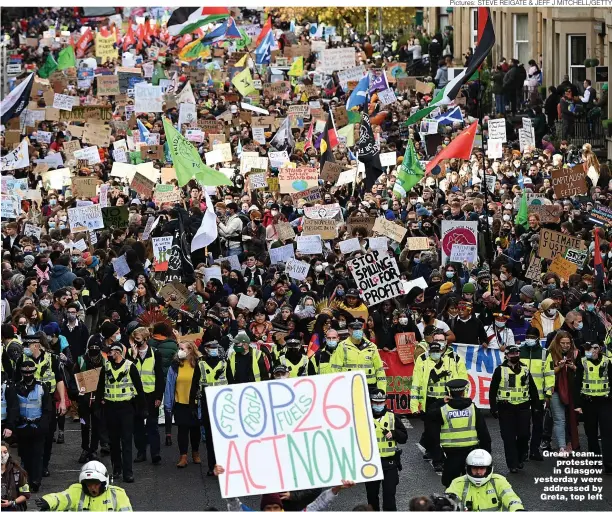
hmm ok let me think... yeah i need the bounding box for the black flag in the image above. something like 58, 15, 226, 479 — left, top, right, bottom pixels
165, 211, 194, 284
359, 112, 383, 191
1, 73, 34, 125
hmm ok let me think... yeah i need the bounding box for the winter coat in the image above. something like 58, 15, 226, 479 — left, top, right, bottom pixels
49, 265, 76, 292
148, 336, 178, 379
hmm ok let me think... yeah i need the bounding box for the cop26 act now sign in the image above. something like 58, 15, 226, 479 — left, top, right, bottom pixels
206, 372, 383, 498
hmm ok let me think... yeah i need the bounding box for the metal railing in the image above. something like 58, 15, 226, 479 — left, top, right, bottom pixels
554, 119, 605, 149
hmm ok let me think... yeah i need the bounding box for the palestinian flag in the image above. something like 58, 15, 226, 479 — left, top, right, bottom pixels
404, 7, 495, 127
167, 7, 230, 37
1, 73, 34, 124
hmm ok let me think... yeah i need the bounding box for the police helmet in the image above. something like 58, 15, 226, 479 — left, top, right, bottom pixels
79, 461, 109, 495
465, 449, 493, 487
370, 388, 387, 403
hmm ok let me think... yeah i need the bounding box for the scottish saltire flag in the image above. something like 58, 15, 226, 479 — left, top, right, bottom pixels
347, 74, 370, 110
434, 106, 463, 125
137, 119, 150, 143
202, 17, 241, 45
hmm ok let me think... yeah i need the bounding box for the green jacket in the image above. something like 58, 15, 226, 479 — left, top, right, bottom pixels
148, 337, 178, 379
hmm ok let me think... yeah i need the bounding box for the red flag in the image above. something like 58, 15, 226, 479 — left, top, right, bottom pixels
144, 21, 152, 45
426, 122, 478, 174
303, 122, 314, 151
256, 17, 272, 46
136, 24, 144, 52
177, 33, 192, 49
75, 29, 93, 58
100, 26, 111, 38
123, 22, 135, 51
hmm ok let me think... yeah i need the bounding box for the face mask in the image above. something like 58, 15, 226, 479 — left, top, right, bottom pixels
297, 208, 303, 214
499, 273, 508, 282
495, 321, 506, 328
507, 356, 521, 364
338, 321, 346, 328
523, 339, 537, 347
24, 348, 33, 357
71, 256, 79, 264
372, 404, 385, 413
1, 453, 9, 464
446, 271, 455, 279
586, 304, 595, 312
67, 313, 77, 322
585, 350, 594, 359
315, 265, 323, 273
399, 318, 408, 325
177, 349, 187, 360
326, 339, 338, 349
88, 349, 101, 358
413, 257, 420, 264
410, 199, 418, 205
547, 284, 556, 290
271, 210, 279, 217
18, 325, 27, 334
546, 308, 557, 317
502, 214, 511, 222
576, 322, 583, 330
430, 352, 442, 361
49, 199, 57, 206
208, 349, 219, 358
115, 334, 121, 342
336, 290, 345, 297
233, 344, 245, 354
352, 329, 363, 341
382, 204, 388, 210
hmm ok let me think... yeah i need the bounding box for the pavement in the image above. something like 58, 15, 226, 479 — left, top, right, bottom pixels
29, 415, 612, 511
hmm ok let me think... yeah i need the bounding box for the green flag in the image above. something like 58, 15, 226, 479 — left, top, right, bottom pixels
162, 118, 232, 187
151, 64, 165, 86
393, 140, 424, 198
57, 46, 76, 70
38, 54, 58, 78
515, 191, 529, 229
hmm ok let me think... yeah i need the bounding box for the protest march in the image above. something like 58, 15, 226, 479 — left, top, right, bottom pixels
0, 4, 611, 512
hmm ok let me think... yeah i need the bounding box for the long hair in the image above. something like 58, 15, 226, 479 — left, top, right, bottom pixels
548, 330, 575, 364
176, 340, 201, 368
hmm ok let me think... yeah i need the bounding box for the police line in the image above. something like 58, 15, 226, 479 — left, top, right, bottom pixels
381, 344, 505, 412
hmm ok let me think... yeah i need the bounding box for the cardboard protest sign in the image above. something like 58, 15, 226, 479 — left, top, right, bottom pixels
130, 172, 156, 197
304, 204, 342, 220
153, 184, 181, 203
347, 216, 376, 236
549, 254, 578, 282
528, 205, 561, 224
270, 244, 295, 264
291, 187, 321, 204
59, 106, 112, 123
63, 139, 81, 160
339, 238, 361, 254
159, 280, 189, 309
68, 204, 104, 233
551, 165, 587, 198
373, 217, 407, 243
285, 258, 310, 280
302, 219, 337, 240
248, 171, 267, 191
450, 244, 478, 264
83, 123, 111, 147
525, 254, 543, 284
440, 221, 478, 263
152, 236, 173, 271
279, 167, 319, 194
102, 206, 129, 229
73, 146, 101, 165
75, 368, 101, 394
161, 168, 177, 183
95, 33, 118, 63
96, 75, 120, 96
320, 161, 344, 183
348, 250, 403, 306
206, 371, 382, 498
538, 228, 585, 260
53, 93, 74, 111
71, 177, 98, 198
318, 47, 356, 73
275, 222, 295, 241
406, 237, 430, 251
296, 235, 322, 254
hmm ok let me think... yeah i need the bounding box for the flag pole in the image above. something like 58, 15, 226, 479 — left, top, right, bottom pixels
477, 84, 494, 275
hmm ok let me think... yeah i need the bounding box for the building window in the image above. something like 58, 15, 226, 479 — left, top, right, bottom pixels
438, 11, 449, 34
513, 14, 529, 65
568, 34, 587, 88
470, 8, 478, 49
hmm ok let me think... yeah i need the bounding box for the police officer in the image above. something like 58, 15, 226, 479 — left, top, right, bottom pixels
95, 343, 145, 483
364, 389, 407, 511
446, 450, 524, 511
278, 335, 312, 377
271, 364, 290, 379
431, 379, 491, 487
75, 340, 106, 464
1, 324, 22, 378
36, 461, 133, 511
573, 340, 612, 472
521, 327, 551, 460
410, 331, 467, 466
15, 359, 52, 492
329, 321, 386, 392
190, 340, 227, 476
226, 331, 270, 384
314, 329, 340, 375
129, 329, 164, 466
17, 334, 66, 479
489, 345, 540, 472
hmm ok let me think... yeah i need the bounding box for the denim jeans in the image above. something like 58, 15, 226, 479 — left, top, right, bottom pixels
550, 392, 567, 449
227, 247, 241, 257
495, 94, 506, 115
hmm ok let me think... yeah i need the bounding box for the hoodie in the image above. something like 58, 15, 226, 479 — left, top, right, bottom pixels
49, 265, 76, 292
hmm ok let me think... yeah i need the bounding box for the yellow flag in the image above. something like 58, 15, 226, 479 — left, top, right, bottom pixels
287, 56, 303, 77
235, 53, 248, 68
337, 124, 355, 147
231, 68, 256, 97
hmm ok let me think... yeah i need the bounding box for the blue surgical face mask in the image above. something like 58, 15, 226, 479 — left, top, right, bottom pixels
576, 322, 583, 330
413, 258, 420, 264
430, 352, 442, 361
523, 339, 537, 347
24, 348, 33, 357
208, 349, 219, 357
548, 284, 556, 290
115, 334, 121, 342
49, 199, 57, 206
352, 329, 363, 340
446, 271, 455, 279
336, 289, 345, 297
586, 304, 595, 312
372, 404, 385, 413
326, 339, 338, 349
585, 350, 594, 359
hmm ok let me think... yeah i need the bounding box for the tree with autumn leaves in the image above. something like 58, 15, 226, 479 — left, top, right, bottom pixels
267, 7, 416, 34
